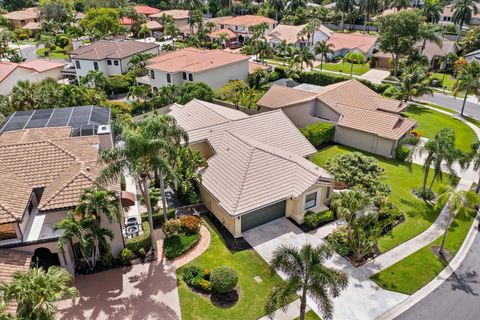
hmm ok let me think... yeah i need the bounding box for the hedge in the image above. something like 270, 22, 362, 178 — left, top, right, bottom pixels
300, 122, 335, 148
125, 221, 151, 254
163, 233, 200, 259
304, 210, 335, 228
141, 208, 176, 229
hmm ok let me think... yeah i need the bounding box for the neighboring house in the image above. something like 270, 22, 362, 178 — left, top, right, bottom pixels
257, 79, 416, 158
68, 40, 160, 81
22, 21, 40, 33
0, 60, 65, 96
0, 106, 125, 274
144, 47, 250, 89
134, 5, 161, 18
464, 49, 480, 62
149, 9, 190, 28
267, 24, 333, 48
440, 4, 480, 26
2, 8, 39, 28
325, 32, 377, 59
415, 38, 458, 69
209, 28, 238, 46
215, 15, 277, 42
168, 99, 334, 237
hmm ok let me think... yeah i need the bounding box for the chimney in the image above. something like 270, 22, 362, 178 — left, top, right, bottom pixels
97, 125, 113, 150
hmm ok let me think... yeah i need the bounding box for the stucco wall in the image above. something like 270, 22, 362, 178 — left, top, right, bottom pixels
314, 101, 341, 121
0, 67, 63, 96
271, 101, 318, 128
286, 184, 331, 224
191, 60, 249, 89
334, 126, 396, 157
189, 141, 215, 160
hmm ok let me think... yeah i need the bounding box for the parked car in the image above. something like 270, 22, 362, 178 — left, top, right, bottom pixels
229, 41, 242, 49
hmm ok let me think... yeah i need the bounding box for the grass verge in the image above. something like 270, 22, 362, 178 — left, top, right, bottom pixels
35, 46, 69, 60
315, 62, 370, 76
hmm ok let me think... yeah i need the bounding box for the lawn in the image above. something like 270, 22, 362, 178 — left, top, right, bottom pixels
430, 72, 456, 91
315, 62, 370, 76
371, 208, 476, 294
35, 46, 69, 60
310, 145, 456, 253
294, 310, 321, 320
177, 218, 289, 320
403, 105, 477, 152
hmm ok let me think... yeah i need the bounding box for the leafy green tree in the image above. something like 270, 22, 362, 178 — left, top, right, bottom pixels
388, 0, 410, 9
1, 0, 35, 11
215, 80, 250, 108
335, 0, 356, 31
453, 61, 480, 117
377, 10, 425, 76
459, 26, 480, 53
265, 244, 348, 320
359, 0, 380, 33
0, 266, 78, 319
452, 0, 479, 41
80, 70, 111, 93
178, 82, 214, 104
40, 0, 72, 24
80, 8, 121, 39
285, 0, 307, 12
343, 51, 365, 76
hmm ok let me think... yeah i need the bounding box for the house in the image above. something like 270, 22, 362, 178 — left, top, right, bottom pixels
325, 32, 377, 59
2, 8, 39, 28
257, 79, 417, 158
464, 49, 480, 62
267, 24, 333, 48
68, 40, 160, 81
415, 38, 458, 69
144, 47, 250, 90
168, 99, 334, 237
215, 15, 277, 42
134, 5, 161, 18
0, 106, 125, 274
209, 28, 238, 46
149, 10, 190, 28
440, 4, 480, 26
0, 60, 65, 96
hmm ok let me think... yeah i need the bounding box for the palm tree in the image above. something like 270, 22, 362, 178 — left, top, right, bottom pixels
452, 0, 479, 41
453, 61, 480, 117
138, 24, 151, 42
10, 80, 36, 111
295, 46, 315, 71
268, 0, 284, 21
344, 51, 366, 76
276, 39, 289, 64
436, 185, 479, 257
35, 33, 55, 60
181, 0, 203, 35
217, 32, 230, 48
128, 52, 155, 76
314, 40, 334, 72
398, 66, 434, 101
76, 187, 120, 223
423, 0, 443, 23
83, 218, 114, 269
255, 40, 274, 63
265, 244, 348, 320
419, 23, 442, 54
470, 140, 480, 193
285, 0, 307, 11
330, 189, 371, 224
164, 22, 180, 47
359, 0, 380, 33
0, 267, 78, 319
55, 212, 91, 268
336, 0, 356, 31
388, 0, 410, 10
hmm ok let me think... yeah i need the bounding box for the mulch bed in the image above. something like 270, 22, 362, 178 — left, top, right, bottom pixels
203, 212, 251, 252
210, 288, 240, 308
430, 245, 453, 262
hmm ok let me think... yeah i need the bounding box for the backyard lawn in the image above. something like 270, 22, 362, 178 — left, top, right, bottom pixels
403, 105, 477, 152
310, 145, 456, 253
371, 208, 476, 294
315, 62, 370, 76
35, 46, 69, 60
177, 218, 288, 320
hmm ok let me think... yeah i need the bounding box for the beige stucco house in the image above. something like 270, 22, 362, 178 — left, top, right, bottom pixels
168, 99, 333, 237
257, 79, 417, 158
2, 8, 39, 28
267, 24, 333, 48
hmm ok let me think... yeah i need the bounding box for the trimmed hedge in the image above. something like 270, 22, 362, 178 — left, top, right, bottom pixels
304, 210, 335, 228
300, 122, 335, 148
163, 233, 200, 259
210, 266, 238, 294
125, 221, 151, 254
299, 70, 351, 86
141, 208, 176, 229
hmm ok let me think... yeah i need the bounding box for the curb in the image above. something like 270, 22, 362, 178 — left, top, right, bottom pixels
376, 213, 479, 320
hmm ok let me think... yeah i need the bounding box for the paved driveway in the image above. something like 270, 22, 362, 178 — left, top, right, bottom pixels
360, 69, 390, 84
55, 260, 180, 320
243, 218, 407, 320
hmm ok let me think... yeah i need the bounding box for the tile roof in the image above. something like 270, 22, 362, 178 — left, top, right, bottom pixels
147, 47, 249, 73
326, 32, 377, 54
218, 15, 276, 26
0, 128, 108, 222
168, 100, 330, 217
414, 38, 457, 61
257, 84, 317, 109
0, 62, 18, 83
18, 59, 65, 72
134, 5, 161, 15
69, 40, 159, 60
144, 20, 162, 30
0, 250, 31, 313
249, 61, 269, 74
120, 17, 134, 25
209, 28, 238, 39
22, 21, 40, 30
267, 24, 333, 44
442, 4, 480, 18
3, 9, 38, 20
149, 9, 189, 20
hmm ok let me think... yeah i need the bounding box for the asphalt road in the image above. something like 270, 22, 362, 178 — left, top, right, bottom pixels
420, 93, 480, 119
395, 228, 480, 320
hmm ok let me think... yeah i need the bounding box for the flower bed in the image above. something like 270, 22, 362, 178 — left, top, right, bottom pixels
163, 215, 202, 259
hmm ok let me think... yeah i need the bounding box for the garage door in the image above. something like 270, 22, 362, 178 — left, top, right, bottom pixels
241, 201, 286, 233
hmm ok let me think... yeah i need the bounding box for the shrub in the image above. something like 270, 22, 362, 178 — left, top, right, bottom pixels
394, 145, 410, 162
198, 279, 212, 292
299, 71, 351, 86
401, 133, 420, 146
304, 210, 335, 228
100, 252, 114, 268
415, 187, 435, 200
300, 122, 335, 148
138, 248, 147, 258
182, 265, 202, 286
180, 215, 201, 234
268, 70, 281, 82
108, 74, 133, 94
141, 209, 176, 228
210, 266, 238, 294
163, 234, 200, 259
125, 221, 151, 254
119, 248, 134, 265
162, 219, 183, 238
327, 226, 351, 257
182, 265, 212, 292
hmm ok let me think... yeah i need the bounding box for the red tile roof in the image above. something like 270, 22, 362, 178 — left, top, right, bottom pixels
134, 5, 161, 15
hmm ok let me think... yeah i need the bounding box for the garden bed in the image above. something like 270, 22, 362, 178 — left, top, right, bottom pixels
164, 233, 201, 259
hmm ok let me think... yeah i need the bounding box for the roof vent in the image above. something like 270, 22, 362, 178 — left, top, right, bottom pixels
85, 166, 91, 172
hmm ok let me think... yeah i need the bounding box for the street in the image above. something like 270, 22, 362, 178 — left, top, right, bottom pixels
395, 228, 480, 320
420, 93, 480, 119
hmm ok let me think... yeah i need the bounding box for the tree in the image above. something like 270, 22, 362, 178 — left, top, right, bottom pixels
80, 8, 121, 39
164, 22, 180, 47
452, 0, 479, 41
1, 0, 35, 11
80, 70, 110, 93
359, 0, 380, 33
398, 66, 433, 101
436, 186, 479, 257
0, 266, 78, 319
330, 189, 371, 224
128, 52, 156, 76
178, 82, 214, 104
9, 80, 36, 111
459, 26, 480, 53
36, 33, 56, 60
423, 0, 443, 23
388, 0, 410, 10
343, 51, 365, 76
215, 80, 250, 109
181, 0, 203, 35
295, 46, 314, 71
471, 140, 480, 193
265, 244, 348, 320
249, 67, 268, 89
40, 0, 72, 24
285, 0, 307, 12
419, 23, 442, 54
138, 24, 151, 42
76, 187, 120, 223
335, 0, 356, 31
55, 212, 91, 268
377, 10, 425, 76
276, 39, 289, 64
268, 0, 284, 21
453, 61, 480, 117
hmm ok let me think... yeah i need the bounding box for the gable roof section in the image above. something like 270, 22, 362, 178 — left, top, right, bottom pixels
0, 170, 32, 224
0, 62, 18, 83
218, 15, 276, 26
257, 84, 317, 109
69, 40, 159, 60
3, 9, 38, 20
149, 9, 189, 20
326, 32, 377, 53
134, 5, 161, 15
267, 24, 333, 44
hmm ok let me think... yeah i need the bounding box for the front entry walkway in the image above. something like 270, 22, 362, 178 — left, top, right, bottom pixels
243, 218, 408, 320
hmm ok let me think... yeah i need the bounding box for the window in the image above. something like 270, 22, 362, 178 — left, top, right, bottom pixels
107, 60, 112, 65
27, 201, 34, 215
189, 74, 193, 81
114, 60, 119, 66
235, 26, 238, 31
304, 192, 317, 210
326, 187, 331, 199
150, 70, 155, 79
167, 73, 171, 83
220, 24, 224, 29
93, 61, 99, 70
182, 72, 187, 80
75, 60, 81, 69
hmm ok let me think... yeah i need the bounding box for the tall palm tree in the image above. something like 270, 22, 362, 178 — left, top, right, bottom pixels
314, 40, 334, 72
453, 61, 480, 117
268, 0, 284, 21
336, 0, 356, 31
35, 33, 55, 60
419, 23, 443, 54
0, 267, 78, 319
285, 0, 307, 11
276, 39, 289, 64
423, 0, 443, 23
344, 51, 366, 76
181, 0, 203, 35
164, 22, 180, 47
436, 185, 479, 257
295, 46, 315, 71
55, 212, 91, 268
83, 218, 114, 268
452, 0, 479, 41
265, 244, 348, 320
138, 24, 151, 42
470, 140, 480, 193
398, 66, 434, 101
359, 0, 380, 33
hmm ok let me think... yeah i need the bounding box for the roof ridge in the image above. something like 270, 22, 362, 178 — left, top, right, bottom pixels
229, 135, 256, 213
45, 140, 79, 162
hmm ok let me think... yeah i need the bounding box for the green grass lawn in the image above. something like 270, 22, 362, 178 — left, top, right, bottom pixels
310, 145, 456, 253
35, 46, 69, 60
371, 208, 476, 294
294, 310, 321, 320
403, 105, 477, 152
177, 218, 289, 320
315, 62, 370, 76
430, 72, 456, 91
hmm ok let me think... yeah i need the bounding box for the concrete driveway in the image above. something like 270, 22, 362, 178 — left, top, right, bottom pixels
55, 260, 180, 320
243, 218, 407, 320
360, 69, 390, 84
